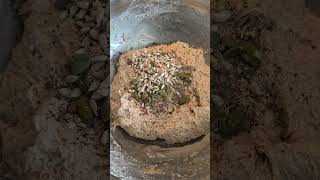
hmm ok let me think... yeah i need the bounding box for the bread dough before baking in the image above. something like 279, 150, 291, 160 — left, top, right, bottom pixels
111, 42, 210, 144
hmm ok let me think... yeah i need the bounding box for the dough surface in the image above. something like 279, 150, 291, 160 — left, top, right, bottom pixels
111, 42, 210, 144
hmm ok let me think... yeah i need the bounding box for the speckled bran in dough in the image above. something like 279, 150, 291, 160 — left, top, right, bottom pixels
111, 42, 210, 144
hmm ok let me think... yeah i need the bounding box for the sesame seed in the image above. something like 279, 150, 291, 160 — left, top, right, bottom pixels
128, 49, 193, 112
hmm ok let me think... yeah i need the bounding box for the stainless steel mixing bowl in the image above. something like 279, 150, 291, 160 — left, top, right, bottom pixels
110, 0, 210, 179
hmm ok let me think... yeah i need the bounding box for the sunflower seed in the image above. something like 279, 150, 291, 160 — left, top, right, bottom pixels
65, 75, 80, 83
88, 81, 100, 92
70, 88, 81, 98
89, 99, 98, 116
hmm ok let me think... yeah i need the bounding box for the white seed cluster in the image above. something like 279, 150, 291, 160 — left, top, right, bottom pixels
128, 49, 182, 95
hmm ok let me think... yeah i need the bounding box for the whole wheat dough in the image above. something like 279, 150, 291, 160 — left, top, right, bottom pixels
111, 42, 210, 144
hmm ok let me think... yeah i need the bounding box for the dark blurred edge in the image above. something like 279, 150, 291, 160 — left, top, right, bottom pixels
107, 0, 111, 178
306, 0, 320, 17
209, 1, 213, 179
